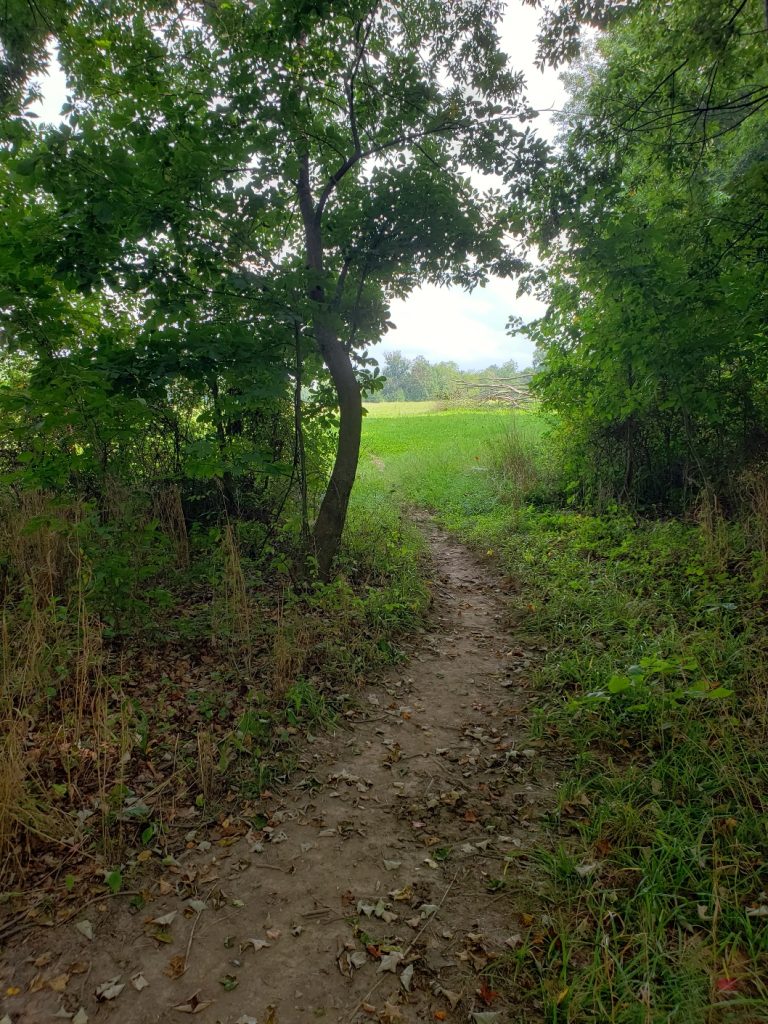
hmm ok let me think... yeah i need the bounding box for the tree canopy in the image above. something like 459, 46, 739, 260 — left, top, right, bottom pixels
524, 0, 768, 505
2, 0, 548, 575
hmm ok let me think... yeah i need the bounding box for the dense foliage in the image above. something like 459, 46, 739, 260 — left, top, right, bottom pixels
2, 0, 544, 575
527, 0, 768, 507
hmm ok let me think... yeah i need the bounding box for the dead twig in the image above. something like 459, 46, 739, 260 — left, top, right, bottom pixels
182, 882, 220, 975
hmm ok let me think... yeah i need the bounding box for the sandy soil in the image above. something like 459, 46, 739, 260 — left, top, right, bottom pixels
1, 520, 557, 1024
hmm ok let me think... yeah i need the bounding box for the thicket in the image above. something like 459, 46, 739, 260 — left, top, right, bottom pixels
525, 0, 768, 510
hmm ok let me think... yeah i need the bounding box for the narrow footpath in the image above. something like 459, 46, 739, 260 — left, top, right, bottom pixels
2, 521, 558, 1024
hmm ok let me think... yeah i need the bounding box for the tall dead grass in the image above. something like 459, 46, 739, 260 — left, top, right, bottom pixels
0, 492, 119, 885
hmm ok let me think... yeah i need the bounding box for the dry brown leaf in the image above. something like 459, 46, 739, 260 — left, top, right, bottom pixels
165, 955, 186, 980
172, 992, 213, 1014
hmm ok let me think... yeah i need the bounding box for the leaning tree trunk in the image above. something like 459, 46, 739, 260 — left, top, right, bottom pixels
298, 155, 363, 580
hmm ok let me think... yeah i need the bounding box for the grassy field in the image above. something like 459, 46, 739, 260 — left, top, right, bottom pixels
358, 406, 549, 513
354, 407, 768, 1024
364, 400, 449, 417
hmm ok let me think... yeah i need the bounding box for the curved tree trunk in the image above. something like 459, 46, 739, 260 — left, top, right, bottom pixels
297, 154, 363, 580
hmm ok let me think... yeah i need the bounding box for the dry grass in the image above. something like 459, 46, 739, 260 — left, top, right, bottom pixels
0, 492, 120, 887
154, 483, 190, 569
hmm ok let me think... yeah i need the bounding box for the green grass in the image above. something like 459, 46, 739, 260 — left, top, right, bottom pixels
364, 399, 450, 417
357, 406, 768, 1024
359, 407, 548, 516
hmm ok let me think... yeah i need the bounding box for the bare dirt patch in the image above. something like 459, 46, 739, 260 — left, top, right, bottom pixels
1, 521, 561, 1024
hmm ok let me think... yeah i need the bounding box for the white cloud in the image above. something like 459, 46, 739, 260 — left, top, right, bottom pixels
386, 278, 544, 370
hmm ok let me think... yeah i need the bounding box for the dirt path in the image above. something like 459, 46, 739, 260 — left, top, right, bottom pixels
2, 522, 557, 1024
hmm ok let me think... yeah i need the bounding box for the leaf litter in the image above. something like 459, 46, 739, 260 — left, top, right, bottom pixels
3, 525, 558, 1024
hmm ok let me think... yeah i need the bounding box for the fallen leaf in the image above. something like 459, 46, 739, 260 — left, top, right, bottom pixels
383, 860, 402, 871
68, 961, 89, 975
378, 950, 404, 973
434, 1013, 447, 1021
241, 938, 270, 953
186, 899, 207, 913
49, 973, 70, 993
478, 979, 499, 1006
715, 977, 740, 993
172, 992, 214, 1014
219, 974, 238, 991
72, 1010, 89, 1024
151, 911, 178, 926
165, 955, 186, 979
95, 976, 125, 1001
33, 951, 53, 968
435, 987, 461, 1009
74, 920, 94, 941
574, 862, 598, 878
400, 963, 414, 991
28, 973, 47, 993
265, 928, 281, 940
131, 972, 150, 991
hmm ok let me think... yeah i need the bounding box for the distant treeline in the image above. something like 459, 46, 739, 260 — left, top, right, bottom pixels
370, 350, 534, 403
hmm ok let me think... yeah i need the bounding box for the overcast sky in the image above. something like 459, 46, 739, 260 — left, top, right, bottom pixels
388, 3, 567, 371
33, 3, 565, 371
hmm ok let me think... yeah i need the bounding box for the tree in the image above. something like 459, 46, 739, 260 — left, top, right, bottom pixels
523, 0, 768, 504
3, 0, 544, 577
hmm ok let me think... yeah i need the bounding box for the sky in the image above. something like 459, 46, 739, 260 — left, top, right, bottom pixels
389, 3, 567, 370
32, 2, 566, 371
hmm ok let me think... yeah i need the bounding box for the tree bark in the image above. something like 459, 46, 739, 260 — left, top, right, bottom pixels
297, 154, 363, 580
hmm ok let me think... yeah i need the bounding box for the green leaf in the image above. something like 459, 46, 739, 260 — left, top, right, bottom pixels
105, 869, 123, 894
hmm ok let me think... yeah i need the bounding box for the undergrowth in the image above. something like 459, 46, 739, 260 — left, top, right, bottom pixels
362, 406, 768, 1023
0, 482, 428, 913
